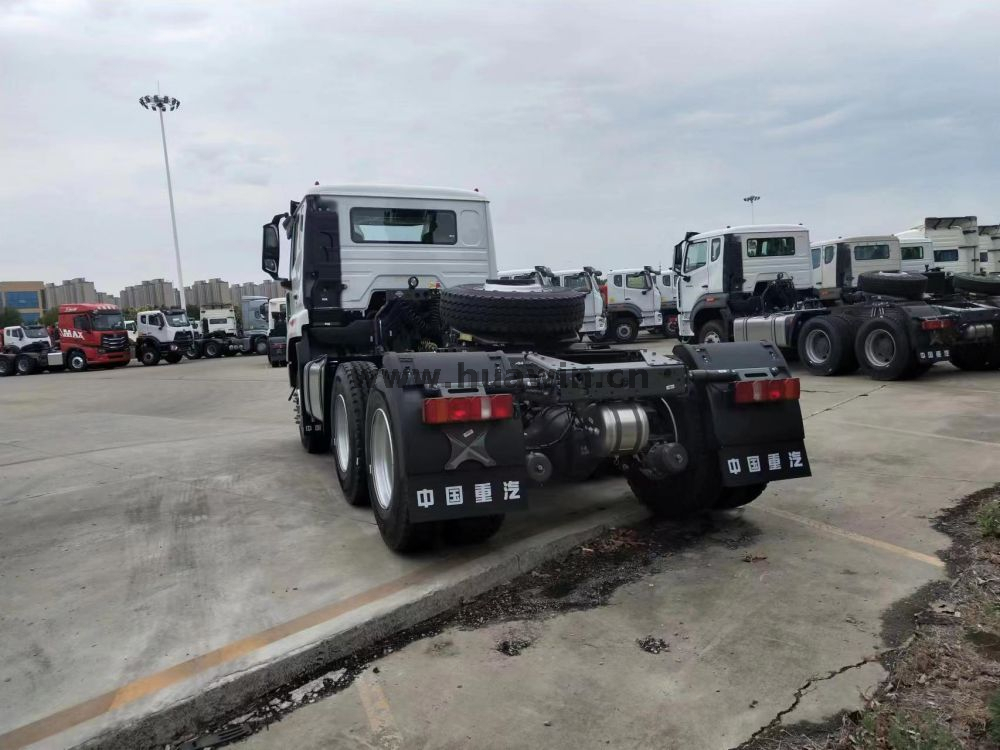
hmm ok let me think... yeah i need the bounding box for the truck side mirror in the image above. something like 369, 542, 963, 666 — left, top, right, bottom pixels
262, 224, 280, 279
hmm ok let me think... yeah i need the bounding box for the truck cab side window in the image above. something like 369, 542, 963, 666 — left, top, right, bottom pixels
625, 273, 648, 290
613, 274, 622, 287
710, 238, 721, 262
684, 241, 708, 272
824, 245, 835, 264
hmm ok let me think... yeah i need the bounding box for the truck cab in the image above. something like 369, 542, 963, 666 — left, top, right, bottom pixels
811, 235, 902, 301
898, 238, 936, 274
654, 271, 678, 337
896, 217, 979, 276
603, 267, 662, 342
124, 320, 137, 345
674, 225, 812, 342
1, 325, 51, 353
267, 297, 288, 367
978, 225, 1000, 275
57, 303, 130, 371
200, 306, 238, 336
134, 308, 193, 366
550, 267, 607, 339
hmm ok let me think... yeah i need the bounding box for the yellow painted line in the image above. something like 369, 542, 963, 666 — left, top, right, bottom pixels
357, 671, 403, 749
0, 560, 455, 750
758, 506, 945, 569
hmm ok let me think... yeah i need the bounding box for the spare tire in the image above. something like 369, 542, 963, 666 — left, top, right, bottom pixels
857, 271, 927, 300
953, 273, 1000, 296
440, 284, 586, 339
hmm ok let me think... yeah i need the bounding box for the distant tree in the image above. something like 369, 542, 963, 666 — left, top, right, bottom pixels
186, 304, 199, 320
39, 308, 60, 326
0, 308, 24, 327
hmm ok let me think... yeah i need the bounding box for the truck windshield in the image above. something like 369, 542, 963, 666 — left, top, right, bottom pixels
91, 312, 125, 331
24, 327, 48, 338
561, 273, 592, 291
165, 312, 189, 327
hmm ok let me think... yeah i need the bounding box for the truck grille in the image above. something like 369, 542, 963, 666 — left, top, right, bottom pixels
101, 333, 129, 352
173, 330, 193, 344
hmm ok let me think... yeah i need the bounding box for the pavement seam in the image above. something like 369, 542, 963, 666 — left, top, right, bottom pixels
822, 418, 1000, 447
803, 385, 887, 420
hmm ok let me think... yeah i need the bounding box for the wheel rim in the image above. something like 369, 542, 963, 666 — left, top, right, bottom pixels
616, 323, 633, 340
702, 330, 721, 344
804, 329, 832, 364
257, 341, 267, 354
17, 359, 29, 374
143, 350, 155, 364
369, 408, 395, 510
70, 354, 84, 369
864, 329, 896, 368
334, 394, 350, 474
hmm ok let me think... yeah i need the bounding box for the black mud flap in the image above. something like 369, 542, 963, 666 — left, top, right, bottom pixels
381, 351, 530, 523
673, 341, 811, 487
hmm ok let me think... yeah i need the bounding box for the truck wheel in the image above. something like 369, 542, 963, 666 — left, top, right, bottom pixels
164, 352, 183, 364
0, 357, 13, 377
440, 284, 585, 340
857, 271, 927, 300
254, 338, 268, 355
624, 396, 724, 518
697, 319, 728, 344
203, 340, 221, 358
612, 316, 639, 343
855, 317, 913, 380
139, 345, 160, 366
66, 350, 87, 372
797, 316, 857, 376
332, 361, 378, 506
15, 355, 38, 375
950, 344, 1000, 372
366, 384, 436, 552
953, 273, 1000, 296
661, 314, 679, 338
443, 515, 505, 545
715, 483, 767, 510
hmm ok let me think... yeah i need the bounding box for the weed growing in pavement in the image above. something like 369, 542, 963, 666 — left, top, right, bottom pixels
977, 499, 1000, 537
989, 691, 1000, 744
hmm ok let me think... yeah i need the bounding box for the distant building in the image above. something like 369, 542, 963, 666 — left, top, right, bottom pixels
0, 281, 45, 324
187, 278, 233, 308
120, 278, 177, 311
230, 279, 285, 305
43, 278, 98, 308
96, 291, 121, 308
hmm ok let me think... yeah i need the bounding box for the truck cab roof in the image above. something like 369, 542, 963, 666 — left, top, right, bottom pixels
811, 235, 897, 247
304, 184, 488, 202
689, 224, 807, 241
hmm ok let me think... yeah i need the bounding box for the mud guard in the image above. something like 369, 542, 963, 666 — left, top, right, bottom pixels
672, 341, 811, 486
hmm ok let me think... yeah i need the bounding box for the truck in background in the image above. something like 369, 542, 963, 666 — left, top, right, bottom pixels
134, 308, 193, 366
810, 235, 902, 302
896, 217, 980, 276
0, 303, 130, 376
267, 296, 288, 368
654, 270, 678, 337
1, 324, 51, 353
602, 266, 662, 342
191, 297, 270, 358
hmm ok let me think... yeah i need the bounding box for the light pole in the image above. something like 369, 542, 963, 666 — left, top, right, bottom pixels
140, 94, 187, 312
743, 195, 760, 224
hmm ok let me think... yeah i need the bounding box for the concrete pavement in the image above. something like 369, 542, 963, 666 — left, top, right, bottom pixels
0, 349, 998, 749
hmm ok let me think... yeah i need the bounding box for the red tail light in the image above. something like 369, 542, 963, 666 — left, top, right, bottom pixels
422, 394, 515, 424
732, 378, 800, 405
920, 318, 951, 331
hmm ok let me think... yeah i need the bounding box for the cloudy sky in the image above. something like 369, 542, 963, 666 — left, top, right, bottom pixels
1, 0, 997, 296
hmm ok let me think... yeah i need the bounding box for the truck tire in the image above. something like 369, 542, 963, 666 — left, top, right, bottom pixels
15, 355, 38, 375
854, 317, 913, 380
715, 483, 767, 510
332, 361, 378, 506
661, 314, 679, 338
66, 350, 87, 372
611, 315, 639, 343
949, 343, 1000, 372
624, 395, 725, 518
164, 352, 183, 364
203, 340, 222, 358
366, 383, 436, 552
0, 356, 12, 377
857, 271, 927, 300
952, 273, 1000, 296
696, 319, 728, 344
255, 338, 268, 355
797, 316, 858, 376
443, 515, 505, 545
440, 284, 585, 340
139, 345, 160, 366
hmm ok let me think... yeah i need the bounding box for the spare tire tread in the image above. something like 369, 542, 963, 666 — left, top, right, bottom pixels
952, 273, 1000, 296
440, 285, 585, 339
857, 271, 927, 300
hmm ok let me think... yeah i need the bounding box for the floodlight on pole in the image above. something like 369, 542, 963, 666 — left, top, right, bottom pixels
140, 94, 187, 312
743, 195, 761, 224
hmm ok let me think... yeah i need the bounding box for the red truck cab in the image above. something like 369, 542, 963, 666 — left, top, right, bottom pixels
58, 303, 130, 370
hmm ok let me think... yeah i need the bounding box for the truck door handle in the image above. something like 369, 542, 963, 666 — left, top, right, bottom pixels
701, 284, 709, 289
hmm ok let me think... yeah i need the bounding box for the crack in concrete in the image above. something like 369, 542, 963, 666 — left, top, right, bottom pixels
804, 384, 886, 420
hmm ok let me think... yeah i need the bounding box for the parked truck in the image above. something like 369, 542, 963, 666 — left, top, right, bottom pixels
672, 224, 1000, 379
0, 303, 130, 376
260, 184, 811, 552
601, 266, 663, 342
267, 296, 288, 368
810, 235, 902, 303
134, 308, 193, 365
654, 270, 679, 337
191, 298, 270, 358
1, 324, 51, 354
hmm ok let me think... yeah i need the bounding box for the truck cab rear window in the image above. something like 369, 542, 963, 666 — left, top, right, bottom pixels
350, 208, 457, 245
853, 244, 890, 261
746, 237, 795, 258
901, 246, 923, 261
934, 249, 959, 262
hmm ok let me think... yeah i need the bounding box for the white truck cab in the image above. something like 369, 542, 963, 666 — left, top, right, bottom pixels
496, 267, 554, 286
603, 267, 662, 343
200, 306, 238, 336
674, 224, 812, 341
896, 217, 979, 275
134, 308, 193, 365
977, 224, 1000, 275
811, 235, 902, 300
124, 320, 137, 344
897, 238, 936, 274
1, 325, 51, 353
654, 271, 679, 337
551, 267, 607, 338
